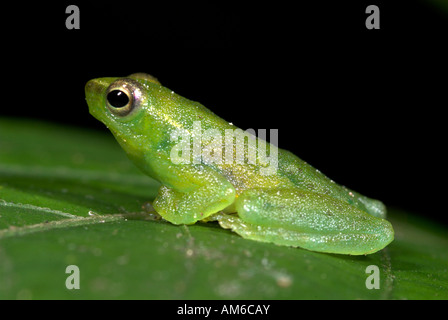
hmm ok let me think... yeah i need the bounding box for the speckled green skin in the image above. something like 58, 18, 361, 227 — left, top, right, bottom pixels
85, 73, 394, 255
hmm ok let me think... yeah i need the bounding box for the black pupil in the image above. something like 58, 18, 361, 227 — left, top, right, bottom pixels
107, 90, 130, 108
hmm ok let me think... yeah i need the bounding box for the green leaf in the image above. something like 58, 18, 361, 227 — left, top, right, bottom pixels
1, 118, 447, 299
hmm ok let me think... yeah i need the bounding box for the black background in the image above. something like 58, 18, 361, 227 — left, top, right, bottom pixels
2, 1, 448, 225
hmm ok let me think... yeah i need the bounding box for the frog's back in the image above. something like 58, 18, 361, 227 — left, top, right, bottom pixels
214, 145, 335, 195
276, 149, 386, 218
276, 149, 335, 192
217, 146, 386, 219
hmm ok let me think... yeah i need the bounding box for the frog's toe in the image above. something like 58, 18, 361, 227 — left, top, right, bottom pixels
359, 196, 387, 219
142, 201, 156, 213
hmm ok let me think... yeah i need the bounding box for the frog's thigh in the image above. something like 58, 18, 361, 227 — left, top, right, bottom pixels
153, 168, 235, 225
218, 189, 394, 255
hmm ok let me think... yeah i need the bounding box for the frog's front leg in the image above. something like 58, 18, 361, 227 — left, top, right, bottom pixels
152, 164, 235, 225
217, 189, 394, 255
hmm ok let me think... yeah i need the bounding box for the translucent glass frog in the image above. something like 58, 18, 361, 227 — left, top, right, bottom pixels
85, 73, 393, 255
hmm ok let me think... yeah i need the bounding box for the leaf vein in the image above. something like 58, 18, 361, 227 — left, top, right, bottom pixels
0, 200, 80, 219
0, 214, 125, 239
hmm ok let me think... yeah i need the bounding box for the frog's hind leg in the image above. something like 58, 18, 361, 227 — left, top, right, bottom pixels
217, 189, 394, 255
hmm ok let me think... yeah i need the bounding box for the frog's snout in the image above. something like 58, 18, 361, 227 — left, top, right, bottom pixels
85, 79, 103, 100
85, 79, 108, 121
85, 80, 97, 109
85, 79, 97, 100
85, 79, 96, 95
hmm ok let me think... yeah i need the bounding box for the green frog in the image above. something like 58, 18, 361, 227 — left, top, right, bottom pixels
85, 73, 393, 255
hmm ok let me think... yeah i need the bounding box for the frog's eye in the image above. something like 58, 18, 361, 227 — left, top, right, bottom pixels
106, 79, 143, 117
107, 90, 131, 110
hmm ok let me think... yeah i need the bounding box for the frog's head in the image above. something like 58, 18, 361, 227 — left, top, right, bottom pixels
85, 73, 163, 165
